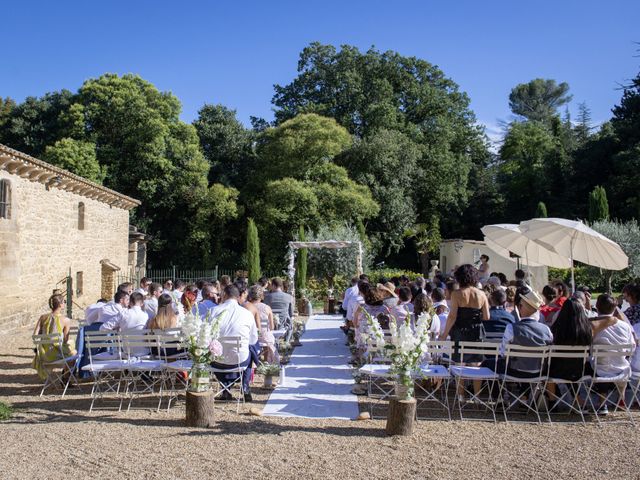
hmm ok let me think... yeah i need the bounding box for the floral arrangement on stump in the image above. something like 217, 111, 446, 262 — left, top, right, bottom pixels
363, 310, 432, 400
181, 309, 225, 392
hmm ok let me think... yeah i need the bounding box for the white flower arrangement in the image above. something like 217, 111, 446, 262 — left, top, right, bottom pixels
362, 309, 433, 398
181, 308, 225, 366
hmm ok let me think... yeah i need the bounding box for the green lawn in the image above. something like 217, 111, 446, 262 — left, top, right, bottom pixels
0, 402, 13, 420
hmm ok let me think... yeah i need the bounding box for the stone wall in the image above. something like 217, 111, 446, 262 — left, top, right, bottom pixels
0, 169, 130, 333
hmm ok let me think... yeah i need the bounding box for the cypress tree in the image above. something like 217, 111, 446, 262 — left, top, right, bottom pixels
246, 218, 261, 284
588, 186, 609, 222
296, 225, 307, 294
535, 201, 548, 218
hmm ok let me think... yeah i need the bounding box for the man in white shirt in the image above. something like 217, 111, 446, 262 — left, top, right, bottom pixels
84, 299, 107, 325
342, 277, 359, 318
209, 284, 258, 402
100, 292, 147, 332
97, 290, 130, 326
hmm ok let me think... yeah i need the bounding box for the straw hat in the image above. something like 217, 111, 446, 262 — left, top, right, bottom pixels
377, 282, 398, 298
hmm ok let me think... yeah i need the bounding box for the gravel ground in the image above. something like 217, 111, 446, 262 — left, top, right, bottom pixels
1, 327, 640, 480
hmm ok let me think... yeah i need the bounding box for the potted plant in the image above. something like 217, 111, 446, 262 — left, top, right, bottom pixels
257, 363, 281, 388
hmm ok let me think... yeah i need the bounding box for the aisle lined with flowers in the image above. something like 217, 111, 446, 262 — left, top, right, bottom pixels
262, 314, 359, 420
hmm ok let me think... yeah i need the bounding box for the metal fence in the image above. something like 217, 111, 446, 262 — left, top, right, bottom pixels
116, 267, 283, 286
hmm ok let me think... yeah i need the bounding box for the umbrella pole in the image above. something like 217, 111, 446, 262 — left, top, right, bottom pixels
570, 237, 575, 293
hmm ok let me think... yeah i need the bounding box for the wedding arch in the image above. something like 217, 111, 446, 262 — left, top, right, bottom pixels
287, 240, 363, 300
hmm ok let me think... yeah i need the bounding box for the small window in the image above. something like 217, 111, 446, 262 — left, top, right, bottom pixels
0, 179, 11, 219
78, 202, 85, 230
76, 271, 84, 296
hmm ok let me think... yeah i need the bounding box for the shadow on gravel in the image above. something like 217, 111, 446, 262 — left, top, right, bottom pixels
180, 419, 386, 438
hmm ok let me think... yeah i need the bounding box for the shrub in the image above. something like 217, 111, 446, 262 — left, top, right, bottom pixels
0, 402, 13, 420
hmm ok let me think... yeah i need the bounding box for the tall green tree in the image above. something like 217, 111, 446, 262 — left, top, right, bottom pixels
588, 186, 610, 222
246, 218, 261, 284
498, 121, 557, 221
256, 113, 352, 180
296, 225, 308, 294
43, 138, 106, 184
272, 43, 488, 261
574, 102, 593, 145
535, 201, 548, 218
0, 90, 78, 156
337, 129, 420, 255
508, 79, 572, 122
193, 104, 256, 187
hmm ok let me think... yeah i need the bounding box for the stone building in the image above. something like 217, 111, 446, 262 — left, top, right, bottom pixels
0, 143, 141, 333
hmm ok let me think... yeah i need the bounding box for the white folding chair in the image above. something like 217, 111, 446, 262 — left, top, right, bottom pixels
359, 363, 395, 419
498, 345, 549, 424
483, 331, 504, 343
210, 336, 246, 413
32, 333, 79, 397
629, 370, 640, 412
120, 332, 164, 411
157, 332, 189, 411
585, 343, 635, 425
82, 331, 127, 411
449, 342, 501, 422
415, 341, 454, 421
543, 345, 591, 424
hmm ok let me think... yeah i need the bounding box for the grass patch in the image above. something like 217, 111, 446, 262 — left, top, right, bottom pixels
0, 401, 13, 420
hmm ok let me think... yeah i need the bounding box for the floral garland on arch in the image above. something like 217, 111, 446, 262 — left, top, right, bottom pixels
181, 308, 226, 392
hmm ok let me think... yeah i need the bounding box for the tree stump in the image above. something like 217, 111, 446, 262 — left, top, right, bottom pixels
385, 397, 416, 436
185, 390, 215, 428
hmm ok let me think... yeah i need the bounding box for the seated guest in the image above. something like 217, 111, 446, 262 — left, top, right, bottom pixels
412, 293, 440, 339
134, 277, 151, 296
100, 292, 147, 332
342, 276, 360, 319
219, 275, 232, 290
591, 294, 636, 379
97, 290, 130, 326
431, 287, 449, 337
257, 276, 270, 290
162, 279, 173, 295
514, 269, 526, 285
505, 286, 517, 314
547, 298, 594, 395
571, 290, 598, 318
144, 282, 163, 319
196, 284, 218, 317
348, 280, 369, 332
172, 279, 186, 302
622, 283, 640, 326
119, 282, 134, 295
444, 280, 458, 308
484, 286, 552, 377
237, 281, 261, 369
540, 285, 560, 324
84, 299, 107, 325
247, 285, 278, 363
264, 277, 294, 331
147, 294, 178, 330
553, 281, 570, 308
210, 284, 258, 402
485, 289, 516, 336
32, 294, 77, 380
497, 272, 508, 287
394, 286, 414, 322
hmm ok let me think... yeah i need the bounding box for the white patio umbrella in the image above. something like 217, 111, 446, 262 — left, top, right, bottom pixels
483, 238, 544, 267
519, 218, 629, 290
481, 224, 572, 269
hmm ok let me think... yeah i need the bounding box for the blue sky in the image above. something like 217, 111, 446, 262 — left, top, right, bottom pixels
2, 1, 639, 144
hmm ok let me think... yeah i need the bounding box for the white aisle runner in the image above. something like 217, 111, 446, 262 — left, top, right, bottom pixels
262, 314, 359, 420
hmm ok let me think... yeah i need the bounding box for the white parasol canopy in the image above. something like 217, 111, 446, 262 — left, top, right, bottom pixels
519, 218, 629, 290
484, 238, 544, 267
481, 223, 572, 268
